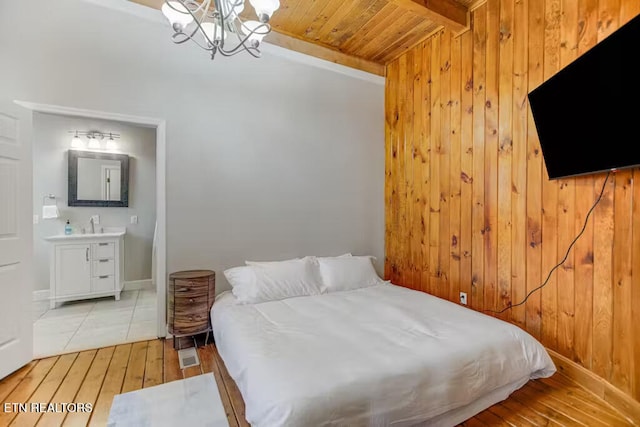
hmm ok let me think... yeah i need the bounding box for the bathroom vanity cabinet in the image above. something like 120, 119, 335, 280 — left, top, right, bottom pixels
45, 230, 125, 309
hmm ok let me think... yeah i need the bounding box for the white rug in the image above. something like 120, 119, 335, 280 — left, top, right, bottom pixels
107, 373, 229, 427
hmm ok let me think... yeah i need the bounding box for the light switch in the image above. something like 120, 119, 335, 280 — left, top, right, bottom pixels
33, 215, 39, 224
130, 215, 138, 225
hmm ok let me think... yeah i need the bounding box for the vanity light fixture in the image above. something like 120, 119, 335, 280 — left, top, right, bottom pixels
106, 133, 118, 150
68, 130, 121, 150
87, 135, 101, 150
161, 0, 279, 61
70, 131, 84, 149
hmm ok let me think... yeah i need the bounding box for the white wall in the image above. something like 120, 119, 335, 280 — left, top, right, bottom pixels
0, 0, 385, 293
33, 113, 157, 290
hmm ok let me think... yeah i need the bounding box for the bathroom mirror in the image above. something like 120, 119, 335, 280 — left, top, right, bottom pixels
68, 150, 129, 207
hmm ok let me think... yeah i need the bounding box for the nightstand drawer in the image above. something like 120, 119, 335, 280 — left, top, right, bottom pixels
168, 299, 209, 335
93, 259, 115, 277
172, 294, 208, 308
92, 242, 115, 259
172, 279, 209, 298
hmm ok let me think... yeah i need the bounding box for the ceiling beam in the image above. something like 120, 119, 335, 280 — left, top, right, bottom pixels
264, 31, 385, 76
128, 0, 385, 76
389, 0, 469, 33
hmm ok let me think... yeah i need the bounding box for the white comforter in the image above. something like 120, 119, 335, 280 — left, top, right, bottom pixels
212, 284, 555, 427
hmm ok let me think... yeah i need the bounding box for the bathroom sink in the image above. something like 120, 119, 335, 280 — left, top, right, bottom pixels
45, 228, 126, 241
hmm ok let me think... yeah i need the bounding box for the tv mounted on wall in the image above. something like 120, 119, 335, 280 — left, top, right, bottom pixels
527, 13, 640, 180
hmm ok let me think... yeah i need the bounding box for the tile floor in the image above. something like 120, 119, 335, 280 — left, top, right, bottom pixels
33, 289, 158, 358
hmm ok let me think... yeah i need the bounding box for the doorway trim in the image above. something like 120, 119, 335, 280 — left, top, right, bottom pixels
16, 100, 167, 339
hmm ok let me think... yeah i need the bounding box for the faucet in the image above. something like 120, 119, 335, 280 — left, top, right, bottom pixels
89, 216, 95, 234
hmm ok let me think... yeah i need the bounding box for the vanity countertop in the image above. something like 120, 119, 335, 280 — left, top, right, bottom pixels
45, 228, 126, 242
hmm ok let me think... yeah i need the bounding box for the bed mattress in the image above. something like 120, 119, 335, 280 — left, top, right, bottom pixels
212, 283, 555, 427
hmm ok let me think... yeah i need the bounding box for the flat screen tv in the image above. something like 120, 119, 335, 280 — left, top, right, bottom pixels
527, 13, 640, 180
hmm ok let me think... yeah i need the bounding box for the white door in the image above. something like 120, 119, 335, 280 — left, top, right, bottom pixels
0, 102, 33, 380
101, 165, 121, 201
55, 244, 91, 296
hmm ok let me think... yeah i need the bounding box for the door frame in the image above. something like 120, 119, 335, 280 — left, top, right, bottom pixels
16, 100, 167, 339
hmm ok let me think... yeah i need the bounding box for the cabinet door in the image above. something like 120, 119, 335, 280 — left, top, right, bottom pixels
55, 244, 91, 296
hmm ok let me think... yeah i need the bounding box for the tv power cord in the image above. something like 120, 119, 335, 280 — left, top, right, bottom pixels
484, 170, 612, 315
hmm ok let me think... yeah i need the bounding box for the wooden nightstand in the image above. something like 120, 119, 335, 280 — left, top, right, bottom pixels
168, 270, 215, 348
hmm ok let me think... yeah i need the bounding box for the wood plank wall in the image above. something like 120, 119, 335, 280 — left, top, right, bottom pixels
384, 0, 640, 403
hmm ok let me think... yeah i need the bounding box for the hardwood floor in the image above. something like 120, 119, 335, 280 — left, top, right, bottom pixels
0, 339, 635, 426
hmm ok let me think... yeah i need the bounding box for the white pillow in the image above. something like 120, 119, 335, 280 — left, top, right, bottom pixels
245, 257, 300, 266
317, 255, 385, 293
316, 253, 352, 261
223, 266, 256, 302
227, 258, 323, 304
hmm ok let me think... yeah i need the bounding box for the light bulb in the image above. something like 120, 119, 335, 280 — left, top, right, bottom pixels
201, 22, 227, 44
161, 1, 194, 29
222, 0, 244, 18
249, 0, 279, 22
106, 138, 118, 150
88, 138, 100, 150
71, 133, 83, 149
242, 20, 269, 47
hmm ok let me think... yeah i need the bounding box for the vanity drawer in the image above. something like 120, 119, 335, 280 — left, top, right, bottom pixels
92, 275, 115, 293
92, 242, 115, 260
93, 259, 115, 277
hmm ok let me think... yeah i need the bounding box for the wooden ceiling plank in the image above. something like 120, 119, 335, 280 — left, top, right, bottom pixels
372, 21, 441, 62
129, 0, 385, 75
325, 0, 388, 48
341, 4, 404, 52
352, 10, 422, 59
388, 0, 469, 33
359, 14, 427, 59
374, 27, 432, 62
383, 24, 442, 63
264, 31, 385, 75
286, 0, 338, 35
269, 0, 309, 31
131, 0, 164, 8
309, 0, 364, 42
294, 0, 345, 40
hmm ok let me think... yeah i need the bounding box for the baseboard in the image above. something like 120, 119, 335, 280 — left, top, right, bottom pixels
33, 290, 50, 301
34, 281, 154, 300
546, 348, 640, 424
123, 279, 154, 292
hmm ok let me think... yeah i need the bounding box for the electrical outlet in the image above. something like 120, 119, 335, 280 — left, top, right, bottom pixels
91, 215, 100, 225
459, 292, 467, 305
131, 215, 138, 224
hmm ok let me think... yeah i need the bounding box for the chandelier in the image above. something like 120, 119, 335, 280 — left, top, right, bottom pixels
161, 0, 280, 60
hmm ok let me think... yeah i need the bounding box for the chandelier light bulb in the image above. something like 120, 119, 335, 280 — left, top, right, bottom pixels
249, 0, 279, 22
242, 20, 269, 47
162, 1, 194, 29
201, 22, 226, 44
223, 0, 245, 18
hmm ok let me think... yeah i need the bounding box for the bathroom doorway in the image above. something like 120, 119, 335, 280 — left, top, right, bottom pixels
30, 109, 162, 358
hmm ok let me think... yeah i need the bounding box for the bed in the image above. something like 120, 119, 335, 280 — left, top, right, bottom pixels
212, 278, 556, 427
